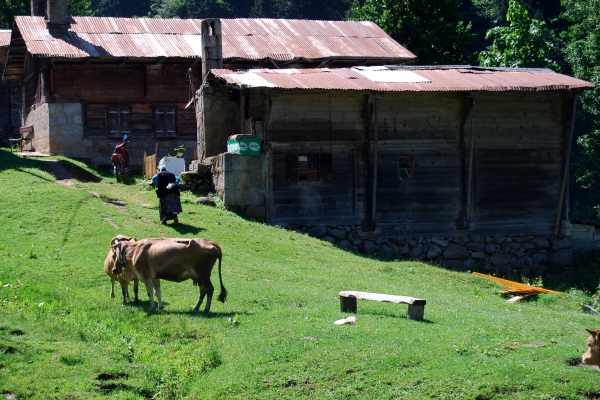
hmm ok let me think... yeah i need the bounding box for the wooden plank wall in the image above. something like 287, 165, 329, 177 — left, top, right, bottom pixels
269, 91, 364, 142
264, 89, 567, 237
268, 91, 366, 225
272, 151, 359, 224
372, 93, 462, 235
51, 63, 200, 137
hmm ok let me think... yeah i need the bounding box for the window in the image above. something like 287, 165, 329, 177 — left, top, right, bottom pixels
155, 106, 177, 136
298, 154, 319, 181
398, 156, 413, 180
285, 152, 333, 183
108, 106, 131, 137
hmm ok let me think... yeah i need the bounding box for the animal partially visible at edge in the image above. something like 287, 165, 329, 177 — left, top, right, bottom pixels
104, 235, 139, 306
582, 328, 600, 367
110, 237, 227, 313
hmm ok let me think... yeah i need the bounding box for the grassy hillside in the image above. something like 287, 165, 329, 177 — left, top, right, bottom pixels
0, 149, 599, 399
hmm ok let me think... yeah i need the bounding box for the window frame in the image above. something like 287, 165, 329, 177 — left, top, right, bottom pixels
285, 152, 333, 185
297, 154, 320, 182
154, 105, 177, 137
107, 105, 132, 138
398, 156, 413, 181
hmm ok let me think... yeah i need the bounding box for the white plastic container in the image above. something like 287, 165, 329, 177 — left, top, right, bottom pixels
158, 157, 185, 177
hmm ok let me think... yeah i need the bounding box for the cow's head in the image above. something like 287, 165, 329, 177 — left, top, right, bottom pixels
582, 328, 600, 367
110, 240, 130, 275
110, 235, 136, 248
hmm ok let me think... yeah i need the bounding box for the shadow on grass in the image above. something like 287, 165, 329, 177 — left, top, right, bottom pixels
355, 308, 435, 324
54, 158, 103, 182
60, 196, 91, 246
169, 222, 205, 236
121, 299, 247, 318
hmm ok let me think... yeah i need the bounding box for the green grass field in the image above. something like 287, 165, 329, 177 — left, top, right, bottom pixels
0, 148, 599, 399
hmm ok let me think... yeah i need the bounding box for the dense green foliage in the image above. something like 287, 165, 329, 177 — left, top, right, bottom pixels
0, 0, 93, 28
478, 1, 559, 69
561, 0, 600, 224
0, 149, 599, 398
348, 0, 475, 64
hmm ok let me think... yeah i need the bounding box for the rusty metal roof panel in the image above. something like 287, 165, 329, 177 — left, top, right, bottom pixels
14, 16, 203, 58
220, 18, 416, 61
69, 16, 202, 34
0, 30, 11, 47
13, 16, 415, 61
210, 67, 595, 92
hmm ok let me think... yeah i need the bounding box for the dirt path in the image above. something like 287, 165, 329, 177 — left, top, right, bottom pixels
42, 159, 78, 187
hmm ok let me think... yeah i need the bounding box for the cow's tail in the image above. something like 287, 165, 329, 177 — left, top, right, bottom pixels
217, 252, 227, 303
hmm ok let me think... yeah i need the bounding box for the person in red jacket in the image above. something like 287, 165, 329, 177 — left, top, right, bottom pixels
152, 166, 183, 225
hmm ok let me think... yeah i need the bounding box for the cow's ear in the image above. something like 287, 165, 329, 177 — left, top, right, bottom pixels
586, 329, 599, 338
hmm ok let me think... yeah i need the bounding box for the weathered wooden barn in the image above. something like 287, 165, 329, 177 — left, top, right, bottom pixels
198, 66, 594, 273
0, 30, 20, 146
2, 0, 415, 165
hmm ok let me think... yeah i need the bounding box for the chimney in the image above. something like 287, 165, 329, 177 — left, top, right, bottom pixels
30, 0, 47, 16
45, 0, 69, 34
201, 19, 223, 81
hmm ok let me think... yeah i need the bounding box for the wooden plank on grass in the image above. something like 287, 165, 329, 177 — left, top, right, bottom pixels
473, 272, 561, 294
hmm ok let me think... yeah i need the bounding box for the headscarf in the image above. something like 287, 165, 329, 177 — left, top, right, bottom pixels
159, 166, 167, 172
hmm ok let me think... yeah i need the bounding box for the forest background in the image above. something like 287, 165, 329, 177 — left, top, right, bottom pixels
1, 0, 599, 225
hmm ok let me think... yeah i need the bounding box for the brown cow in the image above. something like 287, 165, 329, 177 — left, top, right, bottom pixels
110, 237, 227, 312
582, 328, 600, 367
104, 235, 139, 305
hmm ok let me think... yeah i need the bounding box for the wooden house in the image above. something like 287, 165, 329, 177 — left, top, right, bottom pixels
198, 66, 594, 272
0, 29, 20, 146
2, 0, 415, 166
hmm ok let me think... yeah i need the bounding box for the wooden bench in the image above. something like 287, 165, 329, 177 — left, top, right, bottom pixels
9, 126, 34, 153
339, 291, 427, 321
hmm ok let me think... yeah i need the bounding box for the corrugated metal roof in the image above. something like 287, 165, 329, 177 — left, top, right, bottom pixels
0, 30, 11, 47
12, 16, 415, 61
209, 66, 595, 92
221, 19, 415, 61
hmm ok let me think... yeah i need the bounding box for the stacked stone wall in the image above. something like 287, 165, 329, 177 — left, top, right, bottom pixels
209, 152, 266, 219
295, 224, 573, 277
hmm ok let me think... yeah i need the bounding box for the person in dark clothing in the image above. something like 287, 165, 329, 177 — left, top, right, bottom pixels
152, 166, 183, 225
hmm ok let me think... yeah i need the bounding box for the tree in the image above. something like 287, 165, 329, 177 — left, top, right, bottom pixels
92, 0, 149, 17
478, 1, 559, 70
0, 0, 28, 28
0, 0, 94, 29
348, 0, 475, 65
561, 0, 600, 223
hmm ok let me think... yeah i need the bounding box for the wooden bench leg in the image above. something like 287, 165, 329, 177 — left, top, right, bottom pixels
340, 295, 357, 313
407, 305, 424, 321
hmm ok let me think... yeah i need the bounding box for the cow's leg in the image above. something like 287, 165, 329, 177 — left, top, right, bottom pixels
194, 279, 214, 313
141, 278, 156, 311
133, 279, 139, 303
110, 278, 115, 298
119, 278, 129, 306
153, 279, 164, 309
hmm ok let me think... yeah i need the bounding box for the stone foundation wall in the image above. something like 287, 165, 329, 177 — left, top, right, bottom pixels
24, 103, 50, 153
210, 152, 266, 219
297, 224, 574, 277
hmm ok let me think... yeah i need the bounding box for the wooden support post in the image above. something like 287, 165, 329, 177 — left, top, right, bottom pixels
466, 91, 478, 222
555, 93, 579, 235
407, 305, 424, 321
372, 94, 380, 222
340, 295, 357, 313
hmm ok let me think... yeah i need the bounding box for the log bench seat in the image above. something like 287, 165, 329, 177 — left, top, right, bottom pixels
339, 291, 427, 321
